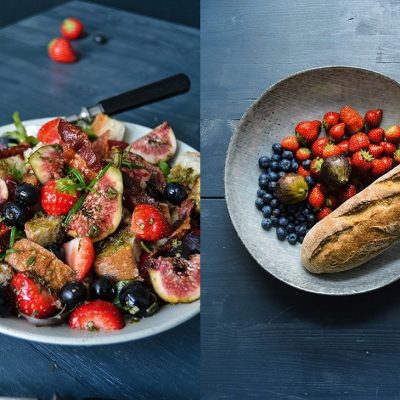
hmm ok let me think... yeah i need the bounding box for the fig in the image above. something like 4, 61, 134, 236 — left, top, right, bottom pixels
28, 145, 64, 184
276, 173, 308, 204
320, 155, 351, 189
67, 166, 123, 242
130, 121, 177, 164
0, 178, 8, 206
148, 254, 200, 304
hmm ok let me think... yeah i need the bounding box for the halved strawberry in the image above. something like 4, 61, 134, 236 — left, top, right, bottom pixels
63, 237, 94, 281
11, 273, 59, 319
37, 118, 62, 144
69, 300, 125, 331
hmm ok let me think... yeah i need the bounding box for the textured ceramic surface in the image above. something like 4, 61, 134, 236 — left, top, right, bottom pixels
225, 66, 400, 295
0, 117, 200, 345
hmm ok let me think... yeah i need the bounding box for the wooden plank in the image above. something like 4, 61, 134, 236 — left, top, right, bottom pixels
202, 199, 400, 399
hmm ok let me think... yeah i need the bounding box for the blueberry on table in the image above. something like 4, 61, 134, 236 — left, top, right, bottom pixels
267, 171, 279, 181
282, 150, 294, 160
15, 183, 40, 206
262, 193, 273, 204
270, 198, 280, 208
270, 161, 280, 172
287, 233, 298, 245
286, 223, 295, 233
279, 159, 291, 172
255, 198, 264, 210
258, 156, 270, 169
271, 154, 281, 162
305, 176, 315, 187
306, 214, 316, 224
267, 181, 277, 192
279, 204, 287, 212
298, 225, 307, 236
272, 208, 281, 218
262, 205, 272, 217
278, 217, 289, 226
46, 244, 65, 261
302, 159, 312, 169
276, 227, 287, 241
298, 235, 305, 243
257, 189, 266, 198
271, 217, 279, 227
60, 282, 87, 309
261, 218, 272, 231
290, 160, 299, 171
2, 201, 28, 227
272, 143, 282, 154
164, 182, 188, 205
90, 277, 115, 302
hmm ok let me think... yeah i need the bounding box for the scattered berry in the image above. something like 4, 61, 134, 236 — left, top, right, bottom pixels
322, 143, 342, 159
297, 165, 311, 177
258, 156, 270, 169
381, 156, 393, 172
380, 141, 396, 156
370, 159, 387, 177
368, 144, 384, 159
329, 122, 346, 142
394, 149, 400, 163
351, 150, 373, 172
368, 128, 385, 144
337, 139, 349, 155
338, 184, 357, 203
295, 120, 321, 144
340, 105, 364, 135
310, 158, 324, 179
385, 125, 400, 144
364, 109, 383, 129
349, 133, 369, 153
61, 18, 84, 40
316, 207, 332, 221
312, 137, 330, 157
281, 136, 300, 152
309, 185, 325, 209
324, 193, 339, 209
322, 111, 340, 131
48, 38, 77, 63
295, 147, 312, 162
93, 34, 107, 44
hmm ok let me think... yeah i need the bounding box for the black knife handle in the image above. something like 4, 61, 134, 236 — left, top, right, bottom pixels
98, 73, 190, 116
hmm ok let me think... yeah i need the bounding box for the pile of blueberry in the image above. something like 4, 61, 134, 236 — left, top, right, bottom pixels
255, 143, 316, 245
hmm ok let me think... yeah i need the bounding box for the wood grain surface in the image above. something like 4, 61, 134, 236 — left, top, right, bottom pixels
0, 1, 199, 399
202, 0, 400, 398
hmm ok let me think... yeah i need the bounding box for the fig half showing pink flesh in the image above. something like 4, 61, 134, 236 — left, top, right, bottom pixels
130, 121, 177, 164
0, 178, 8, 205
28, 144, 64, 184
149, 254, 200, 304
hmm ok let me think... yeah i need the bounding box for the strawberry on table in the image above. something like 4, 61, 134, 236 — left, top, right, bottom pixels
328, 122, 345, 142
281, 136, 300, 152
37, 118, 62, 144
339, 106, 364, 135
316, 207, 332, 221
368, 143, 384, 159
351, 150, 373, 172
338, 184, 357, 203
368, 128, 385, 144
63, 237, 94, 281
337, 139, 349, 155
295, 120, 321, 144
41, 179, 81, 216
311, 137, 329, 157
11, 273, 59, 319
381, 156, 393, 172
48, 38, 77, 63
297, 165, 311, 177
380, 141, 396, 156
322, 112, 340, 132
310, 158, 324, 179
295, 147, 311, 162
308, 185, 325, 210
69, 300, 125, 331
322, 143, 342, 159
370, 159, 387, 177
61, 17, 84, 40
385, 125, 400, 144
364, 109, 383, 129
348, 132, 369, 153
131, 204, 170, 241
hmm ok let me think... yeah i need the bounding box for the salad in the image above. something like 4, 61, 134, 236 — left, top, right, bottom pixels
0, 112, 200, 331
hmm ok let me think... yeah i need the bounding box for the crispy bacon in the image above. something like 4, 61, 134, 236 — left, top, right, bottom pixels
0, 144, 29, 159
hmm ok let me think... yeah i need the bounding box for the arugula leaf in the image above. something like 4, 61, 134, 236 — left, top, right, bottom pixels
158, 160, 170, 177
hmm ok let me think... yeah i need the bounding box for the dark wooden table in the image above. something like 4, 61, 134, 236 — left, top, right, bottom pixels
0, 2, 199, 399
202, 0, 400, 398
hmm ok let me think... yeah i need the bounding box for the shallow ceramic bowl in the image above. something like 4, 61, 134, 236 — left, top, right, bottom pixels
225, 66, 400, 295
0, 117, 200, 345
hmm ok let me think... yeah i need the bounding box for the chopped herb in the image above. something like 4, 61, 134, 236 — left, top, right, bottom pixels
6, 112, 39, 145
89, 225, 100, 238
5, 248, 19, 255
9, 226, 17, 248
27, 256, 36, 267
11, 165, 23, 182
158, 160, 170, 177
105, 187, 117, 199
140, 241, 152, 253
121, 159, 141, 169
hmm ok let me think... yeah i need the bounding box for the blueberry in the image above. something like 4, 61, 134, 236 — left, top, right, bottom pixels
257, 189, 267, 198
15, 183, 40, 206
298, 226, 307, 236
302, 207, 311, 216
286, 223, 296, 233
255, 198, 264, 210
302, 159, 312, 169
282, 150, 294, 160
259, 175, 269, 189
279, 204, 287, 212
278, 171, 286, 178
267, 171, 279, 181
2, 201, 28, 227
258, 156, 270, 169
305, 176, 315, 187
271, 154, 281, 162
60, 282, 87, 309
306, 214, 316, 224
261, 218, 272, 231
262, 205, 272, 217
272, 208, 281, 218
93, 33, 107, 44
271, 217, 279, 227
46, 244, 65, 261
287, 233, 298, 245
164, 182, 188, 205
90, 277, 116, 302
279, 159, 291, 172
286, 205, 297, 215
270, 161, 280, 171
296, 214, 306, 223
270, 198, 279, 208
291, 160, 299, 171
259, 173, 268, 182
298, 235, 305, 243
263, 193, 273, 204
288, 215, 295, 222
272, 143, 282, 154
268, 181, 277, 192
278, 217, 289, 226
276, 227, 287, 241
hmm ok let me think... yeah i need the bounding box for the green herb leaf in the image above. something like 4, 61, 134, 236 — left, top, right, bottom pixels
11, 165, 23, 183
27, 255, 36, 267
158, 160, 170, 177
140, 241, 152, 254
12, 112, 26, 135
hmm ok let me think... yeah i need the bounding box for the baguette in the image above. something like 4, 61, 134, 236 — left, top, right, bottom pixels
301, 163, 400, 273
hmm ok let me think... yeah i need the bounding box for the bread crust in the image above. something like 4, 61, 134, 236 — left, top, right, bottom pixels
301, 164, 400, 273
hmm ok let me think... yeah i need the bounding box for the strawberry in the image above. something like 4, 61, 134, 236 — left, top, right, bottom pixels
11, 273, 59, 319
61, 18, 84, 40
381, 156, 393, 172
316, 207, 332, 221
380, 141, 396, 156
394, 149, 400, 163
310, 158, 324, 179
348, 132, 369, 153
69, 300, 125, 331
337, 139, 349, 155
339, 106, 364, 135
324, 193, 339, 209
295, 120, 321, 144
364, 109, 383, 129
328, 123, 346, 142
351, 150, 373, 172
338, 184, 357, 203
311, 137, 329, 157
314, 182, 328, 195
385, 125, 400, 144
322, 143, 342, 159
295, 147, 312, 162
297, 165, 311, 177
322, 112, 340, 131
368, 128, 385, 144
63, 237, 94, 281
48, 38, 77, 63
37, 118, 62, 144
281, 136, 300, 152
308, 185, 325, 209
41, 180, 81, 216
370, 159, 387, 177
131, 204, 170, 241
368, 143, 384, 159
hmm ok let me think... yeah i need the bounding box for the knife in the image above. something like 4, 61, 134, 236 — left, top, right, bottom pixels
65, 73, 190, 123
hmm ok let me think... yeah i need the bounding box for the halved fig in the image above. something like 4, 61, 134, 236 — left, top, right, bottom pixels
67, 166, 123, 242
28, 145, 64, 184
148, 254, 200, 303
130, 122, 177, 164
0, 178, 9, 206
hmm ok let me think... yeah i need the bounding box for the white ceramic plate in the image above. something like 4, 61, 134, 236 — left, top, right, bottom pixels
0, 117, 200, 345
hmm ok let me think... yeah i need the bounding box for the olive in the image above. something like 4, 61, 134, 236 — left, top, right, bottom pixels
163, 182, 188, 205
46, 244, 65, 261
60, 282, 87, 308
93, 33, 107, 44
15, 183, 40, 206
90, 277, 115, 301
2, 201, 28, 227
119, 281, 159, 318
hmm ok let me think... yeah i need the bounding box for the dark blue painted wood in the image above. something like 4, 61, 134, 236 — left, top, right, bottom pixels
0, 2, 199, 399
202, 0, 400, 398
